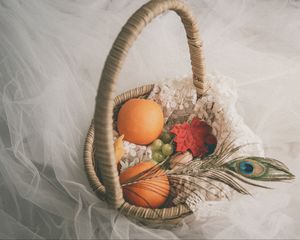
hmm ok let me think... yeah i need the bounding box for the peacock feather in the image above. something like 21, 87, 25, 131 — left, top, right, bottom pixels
166, 140, 295, 206
224, 157, 294, 182
119, 138, 295, 211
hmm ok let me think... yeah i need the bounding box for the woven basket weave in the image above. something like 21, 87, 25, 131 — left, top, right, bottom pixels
84, 0, 205, 224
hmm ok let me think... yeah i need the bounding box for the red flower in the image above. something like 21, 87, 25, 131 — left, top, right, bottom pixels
170, 117, 217, 157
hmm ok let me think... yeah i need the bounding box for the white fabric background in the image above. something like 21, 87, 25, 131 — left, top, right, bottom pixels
0, 0, 299, 239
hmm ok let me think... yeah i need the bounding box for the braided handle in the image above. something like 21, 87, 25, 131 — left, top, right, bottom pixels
94, 0, 204, 208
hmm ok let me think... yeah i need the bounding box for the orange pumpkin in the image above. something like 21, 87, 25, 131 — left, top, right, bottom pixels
117, 99, 164, 145
119, 161, 170, 208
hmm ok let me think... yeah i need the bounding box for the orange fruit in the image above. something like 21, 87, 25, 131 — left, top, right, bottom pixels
117, 99, 164, 145
119, 161, 170, 208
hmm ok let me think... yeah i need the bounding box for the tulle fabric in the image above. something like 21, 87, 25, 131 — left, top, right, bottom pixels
0, 0, 299, 239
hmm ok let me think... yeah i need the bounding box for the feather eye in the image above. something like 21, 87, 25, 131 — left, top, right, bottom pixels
225, 157, 295, 181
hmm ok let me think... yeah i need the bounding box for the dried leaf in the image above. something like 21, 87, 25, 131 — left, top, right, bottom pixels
114, 134, 124, 165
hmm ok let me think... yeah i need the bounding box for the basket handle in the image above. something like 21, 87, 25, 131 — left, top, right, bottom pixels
94, 0, 204, 208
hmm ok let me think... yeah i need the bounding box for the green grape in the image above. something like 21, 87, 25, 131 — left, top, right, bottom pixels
151, 139, 163, 151
161, 144, 174, 156
160, 131, 172, 143
152, 151, 165, 163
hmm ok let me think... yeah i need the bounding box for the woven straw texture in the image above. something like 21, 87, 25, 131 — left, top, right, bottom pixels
84, 0, 204, 224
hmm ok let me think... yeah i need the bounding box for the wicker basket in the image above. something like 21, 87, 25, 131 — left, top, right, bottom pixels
84, 0, 205, 225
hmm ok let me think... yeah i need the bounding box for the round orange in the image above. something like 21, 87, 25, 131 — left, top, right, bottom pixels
119, 161, 170, 208
117, 99, 164, 145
